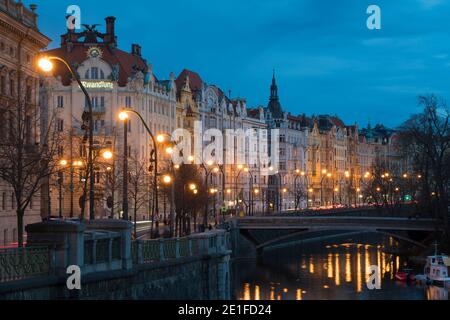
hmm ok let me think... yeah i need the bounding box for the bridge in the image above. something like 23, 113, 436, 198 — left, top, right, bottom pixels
230, 215, 440, 252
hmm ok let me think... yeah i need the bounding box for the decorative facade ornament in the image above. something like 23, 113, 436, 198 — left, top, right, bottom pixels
86, 46, 103, 59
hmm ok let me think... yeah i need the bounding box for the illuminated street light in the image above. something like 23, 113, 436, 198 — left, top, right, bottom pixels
165, 147, 174, 155
39, 55, 97, 220
37, 57, 53, 72
163, 175, 172, 184
118, 111, 129, 121
254, 188, 260, 194
322, 169, 327, 174
188, 155, 195, 163
189, 183, 197, 191
156, 134, 165, 143
102, 150, 113, 160
59, 159, 68, 166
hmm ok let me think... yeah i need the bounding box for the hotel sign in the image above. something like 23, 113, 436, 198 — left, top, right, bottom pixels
80, 81, 114, 90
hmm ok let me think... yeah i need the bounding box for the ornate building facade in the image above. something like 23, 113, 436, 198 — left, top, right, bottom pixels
41, 17, 177, 220
0, 0, 50, 245
175, 69, 268, 217
265, 73, 309, 211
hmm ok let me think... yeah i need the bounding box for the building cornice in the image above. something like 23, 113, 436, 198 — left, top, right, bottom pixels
0, 11, 50, 48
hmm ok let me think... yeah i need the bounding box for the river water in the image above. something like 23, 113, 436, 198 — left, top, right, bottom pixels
232, 233, 449, 300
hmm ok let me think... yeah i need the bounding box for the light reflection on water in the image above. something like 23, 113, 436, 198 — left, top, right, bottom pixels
233, 235, 449, 300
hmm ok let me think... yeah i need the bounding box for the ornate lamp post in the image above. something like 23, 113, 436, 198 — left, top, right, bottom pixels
118, 110, 158, 235
38, 56, 96, 220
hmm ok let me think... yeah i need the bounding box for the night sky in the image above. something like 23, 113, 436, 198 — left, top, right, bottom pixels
24, 0, 450, 128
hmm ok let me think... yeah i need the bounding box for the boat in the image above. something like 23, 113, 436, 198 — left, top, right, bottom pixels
395, 271, 408, 282
395, 269, 416, 282
423, 244, 450, 286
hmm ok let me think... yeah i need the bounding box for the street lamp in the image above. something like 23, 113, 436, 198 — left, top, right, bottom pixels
38, 56, 96, 220
118, 109, 159, 230
102, 150, 113, 160
163, 175, 172, 185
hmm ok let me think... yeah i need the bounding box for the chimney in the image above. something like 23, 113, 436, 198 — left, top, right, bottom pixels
104, 16, 116, 45
131, 44, 141, 56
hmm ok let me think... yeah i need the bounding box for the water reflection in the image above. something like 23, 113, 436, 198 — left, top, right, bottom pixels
234, 234, 448, 300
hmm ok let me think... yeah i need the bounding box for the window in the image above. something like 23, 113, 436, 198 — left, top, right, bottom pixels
57, 119, 64, 132
57, 96, 64, 108
10, 78, 15, 96
26, 85, 32, 102
57, 145, 64, 157
125, 96, 132, 108
11, 193, 14, 209
91, 67, 99, 80
1, 192, 5, 210
0, 76, 5, 94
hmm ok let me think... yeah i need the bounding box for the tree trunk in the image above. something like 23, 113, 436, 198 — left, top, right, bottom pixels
17, 209, 25, 248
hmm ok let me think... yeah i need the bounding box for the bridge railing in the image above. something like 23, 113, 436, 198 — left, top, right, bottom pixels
133, 230, 230, 265
0, 246, 52, 283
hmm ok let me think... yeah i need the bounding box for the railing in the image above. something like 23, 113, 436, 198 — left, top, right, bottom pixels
84, 232, 122, 266
133, 231, 229, 265
0, 247, 51, 283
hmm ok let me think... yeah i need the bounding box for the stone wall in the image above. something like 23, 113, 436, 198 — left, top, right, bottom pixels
0, 253, 230, 300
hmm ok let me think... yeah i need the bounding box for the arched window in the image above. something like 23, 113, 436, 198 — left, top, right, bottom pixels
85, 67, 105, 80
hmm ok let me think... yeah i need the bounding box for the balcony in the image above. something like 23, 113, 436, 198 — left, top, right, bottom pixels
85, 106, 106, 115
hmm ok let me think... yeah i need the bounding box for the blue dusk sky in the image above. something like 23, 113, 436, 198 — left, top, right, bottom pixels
23, 0, 450, 128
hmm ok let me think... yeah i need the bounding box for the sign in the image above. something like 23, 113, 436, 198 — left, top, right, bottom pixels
80, 81, 114, 90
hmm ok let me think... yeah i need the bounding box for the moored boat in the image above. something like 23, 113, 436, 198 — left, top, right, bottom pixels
424, 248, 450, 286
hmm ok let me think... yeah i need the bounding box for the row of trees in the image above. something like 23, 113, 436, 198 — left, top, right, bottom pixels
398, 95, 450, 247
360, 95, 449, 249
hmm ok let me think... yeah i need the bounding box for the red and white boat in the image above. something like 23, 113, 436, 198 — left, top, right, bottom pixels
395, 269, 416, 282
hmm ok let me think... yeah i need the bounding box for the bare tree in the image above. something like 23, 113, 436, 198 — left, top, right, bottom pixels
398, 95, 450, 245
128, 151, 149, 238
0, 99, 61, 247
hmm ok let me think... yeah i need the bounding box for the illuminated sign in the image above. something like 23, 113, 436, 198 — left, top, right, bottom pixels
80, 81, 114, 90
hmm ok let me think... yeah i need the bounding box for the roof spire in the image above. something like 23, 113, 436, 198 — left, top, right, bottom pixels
270, 69, 278, 100
268, 70, 283, 118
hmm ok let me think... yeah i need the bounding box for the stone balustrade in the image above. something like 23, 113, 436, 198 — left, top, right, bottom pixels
0, 220, 230, 285
133, 230, 230, 264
